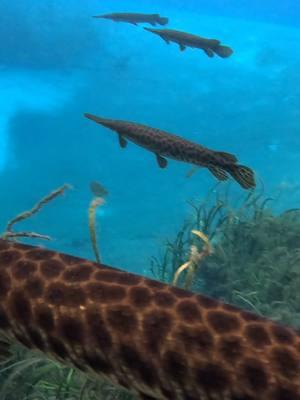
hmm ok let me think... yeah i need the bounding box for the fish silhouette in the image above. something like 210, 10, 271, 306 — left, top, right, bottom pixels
93, 12, 168, 26
144, 27, 233, 58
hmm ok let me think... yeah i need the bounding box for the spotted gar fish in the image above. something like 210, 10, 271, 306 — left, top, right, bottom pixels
93, 12, 169, 26
0, 239, 299, 399
84, 113, 255, 189
144, 28, 233, 58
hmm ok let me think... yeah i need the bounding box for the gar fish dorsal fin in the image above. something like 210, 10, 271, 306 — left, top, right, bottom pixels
215, 151, 238, 163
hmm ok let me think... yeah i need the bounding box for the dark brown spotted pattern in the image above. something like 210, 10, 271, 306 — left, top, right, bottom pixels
0, 239, 299, 400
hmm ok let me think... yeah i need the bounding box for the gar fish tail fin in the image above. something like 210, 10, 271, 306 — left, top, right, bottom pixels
225, 164, 256, 189
213, 45, 234, 58
156, 16, 169, 25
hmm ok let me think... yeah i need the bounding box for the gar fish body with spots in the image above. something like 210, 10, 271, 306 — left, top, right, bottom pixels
144, 28, 233, 58
93, 12, 169, 26
0, 239, 300, 399
84, 113, 255, 190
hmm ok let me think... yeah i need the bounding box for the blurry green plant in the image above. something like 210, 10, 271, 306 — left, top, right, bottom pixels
151, 182, 300, 328
0, 344, 134, 400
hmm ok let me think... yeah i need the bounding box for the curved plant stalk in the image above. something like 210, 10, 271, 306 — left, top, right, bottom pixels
172, 230, 212, 289
2, 184, 72, 241
88, 197, 105, 264
172, 262, 190, 286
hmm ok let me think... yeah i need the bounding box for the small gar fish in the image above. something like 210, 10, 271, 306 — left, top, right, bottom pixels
144, 28, 233, 58
0, 239, 300, 399
93, 12, 169, 26
84, 113, 255, 190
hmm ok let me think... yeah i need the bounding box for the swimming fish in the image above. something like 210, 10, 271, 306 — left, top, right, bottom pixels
90, 181, 108, 198
144, 28, 233, 58
0, 239, 299, 399
84, 113, 255, 190
93, 12, 169, 26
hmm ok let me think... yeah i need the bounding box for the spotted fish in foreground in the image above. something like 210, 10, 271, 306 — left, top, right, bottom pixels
84, 113, 255, 189
93, 12, 169, 26
144, 28, 233, 58
0, 239, 300, 399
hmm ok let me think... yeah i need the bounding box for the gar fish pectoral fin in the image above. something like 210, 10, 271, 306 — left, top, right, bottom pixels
118, 135, 128, 148
162, 37, 170, 45
156, 154, 168, 168
179, 43, 186, 51
208, 166, 229, 181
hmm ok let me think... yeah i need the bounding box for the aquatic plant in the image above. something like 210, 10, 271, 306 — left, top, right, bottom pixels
0, 346, 132, 400
88, 180, 108, 264
88, 196, 105, 264
172, 230, 212, 290
151, 183, 300, 328
1, 184, 71, 242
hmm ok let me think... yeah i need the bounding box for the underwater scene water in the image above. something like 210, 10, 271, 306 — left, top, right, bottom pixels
1, 0, 300, 399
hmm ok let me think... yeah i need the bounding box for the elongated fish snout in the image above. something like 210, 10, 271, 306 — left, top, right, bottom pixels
143, 27, 157, 34
84, 112, 95, 120
84, 113, 105, 124
84, 113, 116, 131
92, 14, 109, 19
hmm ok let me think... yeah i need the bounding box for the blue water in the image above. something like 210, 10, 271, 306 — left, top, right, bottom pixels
0, 0, 299, 273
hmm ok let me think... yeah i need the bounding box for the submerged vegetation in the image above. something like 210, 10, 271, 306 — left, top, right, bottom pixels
0, 346, 131, 400
151, 183, 300, 328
